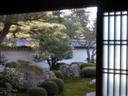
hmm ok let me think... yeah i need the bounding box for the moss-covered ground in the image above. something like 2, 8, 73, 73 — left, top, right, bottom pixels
16, 78, 95, 96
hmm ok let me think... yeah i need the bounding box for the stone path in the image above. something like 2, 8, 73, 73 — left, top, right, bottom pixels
86, 92, 95, 96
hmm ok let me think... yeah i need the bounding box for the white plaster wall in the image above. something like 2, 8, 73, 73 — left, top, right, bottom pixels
1, 50, 33, 62
58, 48, 96, 64
72, 49, 88, 62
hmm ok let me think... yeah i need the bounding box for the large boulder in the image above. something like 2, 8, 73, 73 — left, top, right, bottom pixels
23, 70, 45, 88
90, 79, 96, 85
59, 64, 80, 79
4, 60, 56, 89
70, 64, 81, 77
22, 70, 57, 88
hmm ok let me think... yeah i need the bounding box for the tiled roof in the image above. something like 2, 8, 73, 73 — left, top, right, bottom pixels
16, 38, 30, 46
71, 39, 96, 48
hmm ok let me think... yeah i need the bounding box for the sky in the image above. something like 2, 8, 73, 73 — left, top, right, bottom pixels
85, 6, 97, 12
85, 6, 97, 18
60, 6, 97, 28
61, 6, 97, 19
62, 7, 97, 17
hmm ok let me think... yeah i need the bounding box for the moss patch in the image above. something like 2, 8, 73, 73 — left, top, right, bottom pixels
59, 78, 95, 96
16, 78, 95, 96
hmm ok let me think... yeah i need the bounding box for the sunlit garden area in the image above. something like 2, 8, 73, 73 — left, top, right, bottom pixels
0, 7, 97, 96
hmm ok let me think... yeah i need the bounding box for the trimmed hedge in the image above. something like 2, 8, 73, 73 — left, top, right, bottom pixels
28, 87, 47, 96
27, 87, 47, 96
53, 70, 64, 80
80, 63, 96, 70
51, 78, 64, 94
80, 67, 96, 78
39, 81, 58, 96
52, 63, 64, 70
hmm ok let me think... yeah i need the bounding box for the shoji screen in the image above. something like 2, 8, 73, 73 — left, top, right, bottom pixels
103, 11, 128, 96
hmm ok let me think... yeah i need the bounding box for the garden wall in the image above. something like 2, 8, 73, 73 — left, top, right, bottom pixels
0, 47, 33, 62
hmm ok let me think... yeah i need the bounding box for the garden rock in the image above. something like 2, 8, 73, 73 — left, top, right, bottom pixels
43, 70, 57, 80
59, 64, 80, 79
24, 72, 45, 88
70, 64, 80, 77
23, 70, 57, 88
4, 60, 56, 89
90, 79, 96, 85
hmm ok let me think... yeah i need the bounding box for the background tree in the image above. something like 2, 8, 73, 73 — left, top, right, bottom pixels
61, 9, 96, 63
0, 11, 73, 70
72, 9, 96, 63
30, 23, 72, 70
0, 11, 55, 45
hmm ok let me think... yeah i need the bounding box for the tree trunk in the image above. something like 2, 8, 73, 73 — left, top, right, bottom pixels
51, 57, 58, 70
0, 22, 12, 44
47, 58, 52, 70
47, 56, 58, 70
91, 49, 96, 63
86, 48, 91, 63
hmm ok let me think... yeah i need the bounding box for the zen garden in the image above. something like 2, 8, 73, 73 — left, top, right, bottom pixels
0, 7, 97, 96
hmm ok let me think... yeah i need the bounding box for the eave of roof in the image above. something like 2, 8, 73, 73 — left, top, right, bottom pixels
0, 46, 32, 51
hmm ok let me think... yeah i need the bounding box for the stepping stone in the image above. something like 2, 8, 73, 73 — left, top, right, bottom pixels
86, 92, 95, 96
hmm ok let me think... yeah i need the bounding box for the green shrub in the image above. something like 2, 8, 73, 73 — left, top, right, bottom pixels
39, 81, 58, 96
28, 87, 47, 96
51, 78, 64, 94
3, 67, 25, 90
0, 73, 17, 96
5, 61, 44, 90
53, 70, 64, 80
80, 67, 96, 78
5, 62, 17, 68
52, 63, 65, 70
80, 63, 96, 69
